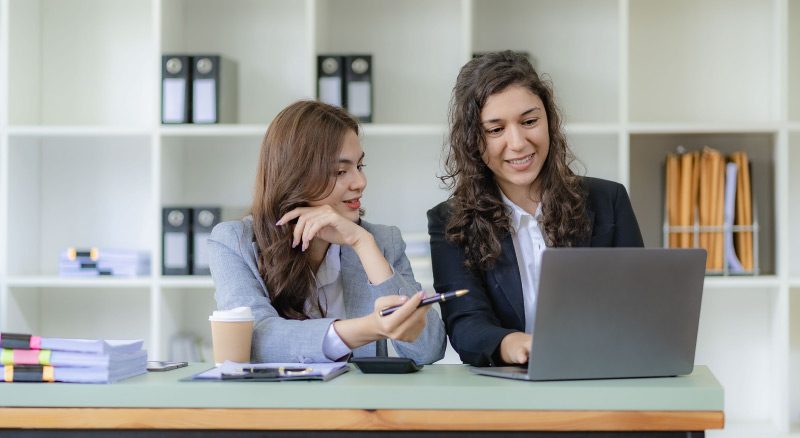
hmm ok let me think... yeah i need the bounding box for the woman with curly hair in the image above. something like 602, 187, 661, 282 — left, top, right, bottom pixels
210, 100, 445, 364
428, 51, 643, 367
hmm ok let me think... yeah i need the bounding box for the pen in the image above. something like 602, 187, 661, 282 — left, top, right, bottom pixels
380, 289, 469, 317
235, 366, 312, 375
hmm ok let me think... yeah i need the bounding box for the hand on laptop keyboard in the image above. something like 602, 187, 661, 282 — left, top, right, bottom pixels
500, 332, 532, 364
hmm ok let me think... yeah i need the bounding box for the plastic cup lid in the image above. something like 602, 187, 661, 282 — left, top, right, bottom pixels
209, 306, 254, 322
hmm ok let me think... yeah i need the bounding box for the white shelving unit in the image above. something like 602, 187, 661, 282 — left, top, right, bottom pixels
0, 0, 799, 435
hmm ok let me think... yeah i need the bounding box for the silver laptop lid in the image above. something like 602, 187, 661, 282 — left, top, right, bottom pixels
526, 248, 706, 380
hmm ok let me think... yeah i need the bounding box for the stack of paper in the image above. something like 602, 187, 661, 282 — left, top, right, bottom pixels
0, 333, 147, 383
722, 163, 744, 273
698, 148, 725, 271
665, 148, 754, 273
730, 151, 754, 271
666, 150, 701, 249
58, 247, 150, 277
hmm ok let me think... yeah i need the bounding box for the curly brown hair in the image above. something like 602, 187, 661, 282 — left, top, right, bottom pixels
442, 50, 590, 272
249, 100, 360, 320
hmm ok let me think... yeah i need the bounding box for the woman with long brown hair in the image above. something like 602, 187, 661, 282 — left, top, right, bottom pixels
210, 100, 445, 363
428, 51, 643, 367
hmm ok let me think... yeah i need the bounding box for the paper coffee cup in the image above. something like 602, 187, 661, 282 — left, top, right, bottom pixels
209, 307, 254, 365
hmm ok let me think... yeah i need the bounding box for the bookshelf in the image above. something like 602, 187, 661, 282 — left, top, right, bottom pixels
0, 0, 798, 435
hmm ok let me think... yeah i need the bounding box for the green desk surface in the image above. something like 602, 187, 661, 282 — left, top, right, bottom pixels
1, 364, 723, 411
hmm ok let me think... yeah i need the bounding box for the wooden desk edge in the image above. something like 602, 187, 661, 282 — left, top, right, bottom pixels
0, 408, 724, 431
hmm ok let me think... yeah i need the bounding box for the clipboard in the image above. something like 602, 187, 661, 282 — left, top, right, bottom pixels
182, 361, 350, 382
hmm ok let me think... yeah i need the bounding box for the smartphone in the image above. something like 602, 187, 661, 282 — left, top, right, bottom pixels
146, 361, 189, 372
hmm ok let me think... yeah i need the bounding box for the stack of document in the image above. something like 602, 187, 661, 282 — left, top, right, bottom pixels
0, 333, 147, 383
58, 247, 150, 277
665, 147, 754, 273
187, 361, 349, 382
728, 151, 754, 271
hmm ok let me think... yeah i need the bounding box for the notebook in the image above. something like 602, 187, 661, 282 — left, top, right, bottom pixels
471, 248, 706, 381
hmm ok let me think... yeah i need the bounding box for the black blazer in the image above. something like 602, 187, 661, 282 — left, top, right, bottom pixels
427, 177, 644, 367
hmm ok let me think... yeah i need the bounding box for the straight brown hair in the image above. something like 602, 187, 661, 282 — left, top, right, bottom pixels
249, 100, 360, 319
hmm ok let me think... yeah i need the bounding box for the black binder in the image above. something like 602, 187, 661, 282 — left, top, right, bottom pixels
343, 55, 372, 122
162, 207, 192, 275
191, 207, 221, 275
191, 55, 238, 124
317, 55, 345, 108
161, 55, 192, 124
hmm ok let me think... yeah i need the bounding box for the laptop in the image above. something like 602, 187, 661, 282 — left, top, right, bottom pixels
471, 248, 706, 381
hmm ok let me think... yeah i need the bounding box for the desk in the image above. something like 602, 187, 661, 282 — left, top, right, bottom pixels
0, 364, 723, 437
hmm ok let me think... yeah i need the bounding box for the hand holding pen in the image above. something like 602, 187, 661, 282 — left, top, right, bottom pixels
380, 290, 469, 317
336, 292, 430, 346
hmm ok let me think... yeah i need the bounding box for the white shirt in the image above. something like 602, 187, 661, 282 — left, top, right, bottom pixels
500, 192, 546, 334
304, 244, 351, 361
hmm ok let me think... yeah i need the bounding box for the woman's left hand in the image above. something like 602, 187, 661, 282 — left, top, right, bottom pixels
277, 205, 367, 251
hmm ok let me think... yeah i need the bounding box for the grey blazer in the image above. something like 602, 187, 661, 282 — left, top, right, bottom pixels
208, 216, 446, 364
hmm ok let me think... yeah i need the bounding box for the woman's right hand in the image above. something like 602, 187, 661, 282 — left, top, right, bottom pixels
333, 291, 429, 349
499, 332, 532, 364
370, 292, 429, 342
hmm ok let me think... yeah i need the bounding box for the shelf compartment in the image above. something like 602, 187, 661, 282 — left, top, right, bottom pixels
160, 287, 216, 361
629, 132, 776, 275
160, 135, 258, 210
161, 0, 308, 125
791, 288, 800, 427
629, 0, 775, 124
0, 1, 6, 127
359, 134, 449, 235
404, 232, 433, 293
7, 136, 153, 276
791, 0, 800, 122
568, 133, 619, 183
315, 0, 462, 125
695, 287, 779, 422
6, 286, 151, 348
472, 0, 619, 124
791, 133, 800, 277
8, 0, 153, 126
